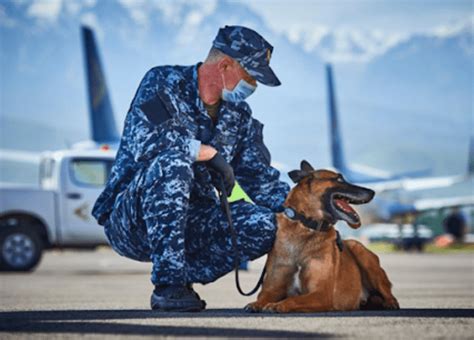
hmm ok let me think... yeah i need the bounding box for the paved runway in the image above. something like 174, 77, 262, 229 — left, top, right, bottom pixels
0, 248, 473, 339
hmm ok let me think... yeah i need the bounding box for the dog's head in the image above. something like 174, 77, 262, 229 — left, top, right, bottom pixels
287, 160, 375, 228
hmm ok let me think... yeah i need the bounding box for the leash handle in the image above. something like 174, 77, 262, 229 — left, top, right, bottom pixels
216, 175, 266, 296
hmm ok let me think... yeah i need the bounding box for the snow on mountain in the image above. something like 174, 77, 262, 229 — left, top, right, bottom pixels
288, 26, 406, 63
285, 16, 473, 64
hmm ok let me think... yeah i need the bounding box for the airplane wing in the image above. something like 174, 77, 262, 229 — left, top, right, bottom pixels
0, 149, 41, 163
369, 174, 468, 193
371, 193, 474, 222
348, 163, 393, 180
413, 196, 474, 211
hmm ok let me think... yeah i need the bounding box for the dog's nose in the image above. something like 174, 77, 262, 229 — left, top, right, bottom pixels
366, 189, 375, 201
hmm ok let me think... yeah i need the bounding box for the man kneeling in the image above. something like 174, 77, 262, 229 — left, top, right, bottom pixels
92, 25, 289, 312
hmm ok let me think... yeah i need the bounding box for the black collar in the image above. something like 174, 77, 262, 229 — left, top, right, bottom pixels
283, 207, 344, 252
283, 207, 332, 232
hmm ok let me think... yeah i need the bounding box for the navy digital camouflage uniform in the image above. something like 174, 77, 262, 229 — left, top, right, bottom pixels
92, 26, 290, 286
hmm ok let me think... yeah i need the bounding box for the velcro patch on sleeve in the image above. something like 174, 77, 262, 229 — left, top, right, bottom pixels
140, 95, 172, 126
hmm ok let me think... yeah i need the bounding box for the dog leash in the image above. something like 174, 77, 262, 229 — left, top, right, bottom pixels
216, 176, 266, 296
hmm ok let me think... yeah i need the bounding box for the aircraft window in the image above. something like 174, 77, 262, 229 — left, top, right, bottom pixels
71, 159, 108, 187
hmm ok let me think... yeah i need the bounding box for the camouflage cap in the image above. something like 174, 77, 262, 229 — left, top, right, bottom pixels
212, 25, 281, 87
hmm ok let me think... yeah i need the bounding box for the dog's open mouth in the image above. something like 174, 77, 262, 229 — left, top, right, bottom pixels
331, 192, 371, 228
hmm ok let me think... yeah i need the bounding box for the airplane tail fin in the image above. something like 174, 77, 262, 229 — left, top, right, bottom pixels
469, 137, 474, 175
81, 25, 119, 144
326, 64, 348, 173
325, 63, 431, 183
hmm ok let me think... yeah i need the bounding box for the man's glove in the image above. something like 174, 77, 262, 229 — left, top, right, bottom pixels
207, 153, 235, 196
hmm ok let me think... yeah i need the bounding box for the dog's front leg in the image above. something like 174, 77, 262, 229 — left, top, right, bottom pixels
262, 289, 335, 313
262, 259, 335, 313
245, 254, 297, 312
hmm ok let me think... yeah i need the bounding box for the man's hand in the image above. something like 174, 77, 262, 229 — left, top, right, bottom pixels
206, 152, 235, 196
197, 144, 218, 161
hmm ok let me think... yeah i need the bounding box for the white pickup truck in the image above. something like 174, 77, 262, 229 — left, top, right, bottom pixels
0, 148, 116, 271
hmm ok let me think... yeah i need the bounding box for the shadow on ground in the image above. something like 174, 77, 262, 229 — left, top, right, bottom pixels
0, 308, 473, 337
0, 322, 328, 338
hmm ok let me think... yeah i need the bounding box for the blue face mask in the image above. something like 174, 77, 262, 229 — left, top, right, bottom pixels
221, 76, 256, 103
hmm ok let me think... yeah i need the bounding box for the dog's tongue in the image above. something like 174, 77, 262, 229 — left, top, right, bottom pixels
335, 199, 356, 214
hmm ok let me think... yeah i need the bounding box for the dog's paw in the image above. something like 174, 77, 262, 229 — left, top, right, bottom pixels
262, 302, 288, 313
383, 297, 400, 310
244, 301, 263, 313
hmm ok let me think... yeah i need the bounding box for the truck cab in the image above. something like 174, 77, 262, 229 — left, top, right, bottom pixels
0, 148, 116, 271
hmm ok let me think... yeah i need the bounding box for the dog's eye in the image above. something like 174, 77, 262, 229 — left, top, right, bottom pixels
336, 176, 344, 183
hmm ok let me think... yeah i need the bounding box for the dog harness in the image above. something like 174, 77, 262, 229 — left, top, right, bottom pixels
283, 207, 344, 252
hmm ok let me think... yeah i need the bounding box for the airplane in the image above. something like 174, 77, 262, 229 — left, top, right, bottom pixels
0, 25, 120, 166
325, 63, 474, 224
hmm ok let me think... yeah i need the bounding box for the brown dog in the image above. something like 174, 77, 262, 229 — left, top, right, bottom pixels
245, 160, 399, 313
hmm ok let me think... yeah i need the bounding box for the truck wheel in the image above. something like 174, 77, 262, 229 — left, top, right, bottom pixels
0, 226, 43, 272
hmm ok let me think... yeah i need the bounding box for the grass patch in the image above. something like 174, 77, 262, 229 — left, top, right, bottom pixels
367, 242, 398, 253
423, 243, 474, 253
367, 242, 474, 254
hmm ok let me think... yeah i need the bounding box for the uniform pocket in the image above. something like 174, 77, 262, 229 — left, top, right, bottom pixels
252, 119, 271, 166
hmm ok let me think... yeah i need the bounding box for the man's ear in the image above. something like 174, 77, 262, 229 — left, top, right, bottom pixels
217, 55, 233, 72
288, 170, 308, 183
300, 160, 314, 172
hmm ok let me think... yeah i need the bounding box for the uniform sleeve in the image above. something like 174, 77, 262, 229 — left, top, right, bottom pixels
126, 69, 200, 164
231, 115, 290, 212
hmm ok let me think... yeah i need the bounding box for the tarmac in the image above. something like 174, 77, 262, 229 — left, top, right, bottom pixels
0, 248, 473, 339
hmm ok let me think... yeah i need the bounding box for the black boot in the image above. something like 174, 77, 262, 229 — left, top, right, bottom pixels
150, 284, 206, 312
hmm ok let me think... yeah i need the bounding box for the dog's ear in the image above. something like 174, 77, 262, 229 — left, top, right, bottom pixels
300, 160, 314, 172
288, 170, 307, 183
